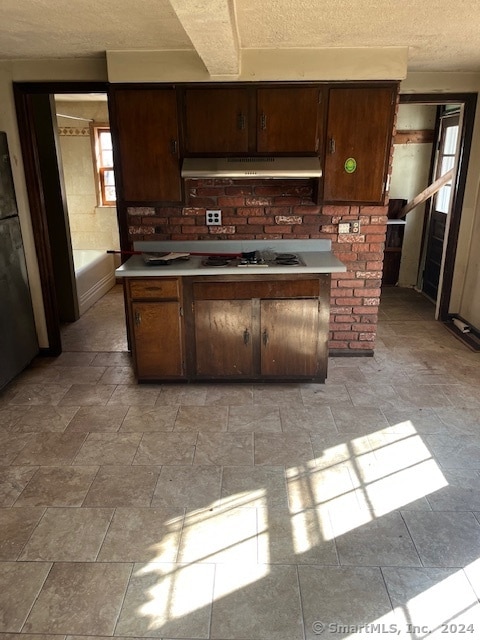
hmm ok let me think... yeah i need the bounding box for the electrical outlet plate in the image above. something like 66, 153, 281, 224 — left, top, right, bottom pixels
206, 210, 222, 226
338, 220, 361, 234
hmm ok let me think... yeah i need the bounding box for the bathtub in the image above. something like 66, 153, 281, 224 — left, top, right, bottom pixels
73, 249, 116, 316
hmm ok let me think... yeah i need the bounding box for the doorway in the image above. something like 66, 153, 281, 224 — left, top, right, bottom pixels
395, 93, 477, 322
421, 109, 460, 302
14, 81, 123, 355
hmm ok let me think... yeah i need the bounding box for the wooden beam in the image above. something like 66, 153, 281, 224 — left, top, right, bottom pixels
401, 168, 454, 217
394, 129, 435, 144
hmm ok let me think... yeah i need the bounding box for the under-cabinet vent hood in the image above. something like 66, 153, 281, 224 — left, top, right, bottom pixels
181, 157, 322, 179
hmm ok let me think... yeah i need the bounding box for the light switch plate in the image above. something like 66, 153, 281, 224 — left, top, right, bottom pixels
206, 210, 222, 226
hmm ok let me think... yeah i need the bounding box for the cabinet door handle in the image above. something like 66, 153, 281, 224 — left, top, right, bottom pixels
134, 311, 141, 326
170, 139, 178, 155
243, 328, 250, 345
260, 113, 267, 130
262, 328, 269, 346
237, 113, 246, 130
329, 137, 336, 154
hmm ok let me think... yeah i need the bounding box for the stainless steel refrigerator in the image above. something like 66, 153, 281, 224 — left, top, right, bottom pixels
0, 131, 38, 390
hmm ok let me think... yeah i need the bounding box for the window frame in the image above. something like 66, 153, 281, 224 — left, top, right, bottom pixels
91, 123, 116, 206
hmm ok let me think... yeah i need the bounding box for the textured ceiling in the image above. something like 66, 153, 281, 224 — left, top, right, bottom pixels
1, 0, 480, 72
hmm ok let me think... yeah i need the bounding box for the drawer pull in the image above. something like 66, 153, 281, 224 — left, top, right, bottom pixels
243, 329, 250, 345
134, 311, 141, 326
262, 329, 269, 346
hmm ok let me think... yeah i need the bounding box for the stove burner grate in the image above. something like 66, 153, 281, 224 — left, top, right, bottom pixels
201, 256, 234, 267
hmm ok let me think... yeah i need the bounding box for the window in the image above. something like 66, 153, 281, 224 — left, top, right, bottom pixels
92, 125, 116, 206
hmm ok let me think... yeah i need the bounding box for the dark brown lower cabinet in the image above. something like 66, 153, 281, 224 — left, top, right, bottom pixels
131, 301, 185, 379
191, 276, 329, 381
260, 299, 320, 377
195, 300, 254, 377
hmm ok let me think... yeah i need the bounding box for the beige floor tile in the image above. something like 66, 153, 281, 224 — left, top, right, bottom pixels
300, 383, 352, 406
8, 384, 70, 406
345, 383, 400, 408
194, 433, 254, 466
253, 384, 304, 406
99, 366, 137, 385
91, 351, 132, 367
310, 432, 373, 469
382, 407, 447, 434
178, 505, 257, 564
73, 433, 142, 465
174, 405, 228, 431
0, 406, 33, 430
254, 434, 314, 466
51, 352, 97, 367
23, 562, 132, 635
19, 507, 113, 561
120, 405, 178, 432
204, 384, 254, 406
0, 466, 38, 506
0, 433, 32, 465
332, 509, 421, 567
152, 465, 222, 509
402, 511, 480, 567
280, 405, 336, 434
221, 465, 288, 509
133, 433, 196, 465
331, 406, 389, 435
0, 507, 45, 560
257, 506, 338, 565
228, 405, 281, 433
298, 565, 393, 640
83, 465, 160, 507
211, 563, 304, 640
14, 466, 98, 507
97, 507, 183, 562
44, 366, 107, 385
426, 467, 480, 511
156, 384, 208, 406
65, 406, 128, 433
58, 384, 116, 406
0, 562, 51, 631
107, 385, 161, 406
383, 566, 480, 637
115, 562, 214, 638
12, 406, 79, 433
425, 434, 480, 469
13, 433, 86, 466
286, 460, 357, 514
394, 383, 454, 408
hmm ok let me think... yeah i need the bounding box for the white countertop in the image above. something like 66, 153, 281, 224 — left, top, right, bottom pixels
115, 239, 347, 277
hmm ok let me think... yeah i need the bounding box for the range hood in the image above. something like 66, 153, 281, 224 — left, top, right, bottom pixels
181, 156, 322, 179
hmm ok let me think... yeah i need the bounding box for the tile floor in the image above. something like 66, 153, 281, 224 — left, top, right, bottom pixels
1, 284, 480, 639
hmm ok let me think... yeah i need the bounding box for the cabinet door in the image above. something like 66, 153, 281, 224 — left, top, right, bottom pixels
111, 89, 181, 202
184, 88, 250, 154
323, 86, 396, 203
195, 300, 254, 377
260, 299, 319, 377
256, 87, 321, 153
131, 301, 184, 379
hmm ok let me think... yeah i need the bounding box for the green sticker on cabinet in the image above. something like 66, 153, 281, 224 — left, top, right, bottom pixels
344, 157, 357, 174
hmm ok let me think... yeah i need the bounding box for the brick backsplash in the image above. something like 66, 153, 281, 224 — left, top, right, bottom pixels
126, 179, 387, 355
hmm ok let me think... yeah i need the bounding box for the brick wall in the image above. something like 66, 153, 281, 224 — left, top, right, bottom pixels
126, 180, 387, 354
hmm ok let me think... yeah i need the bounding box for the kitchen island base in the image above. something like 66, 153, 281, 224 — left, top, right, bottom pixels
123, 273, 331, 383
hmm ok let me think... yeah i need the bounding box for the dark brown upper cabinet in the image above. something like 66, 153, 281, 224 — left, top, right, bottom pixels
110, 87, 182, 203
183, 88, 250, 154
323, 85, 397, 204
183, 85, 323, 155
256, 87, 321, 153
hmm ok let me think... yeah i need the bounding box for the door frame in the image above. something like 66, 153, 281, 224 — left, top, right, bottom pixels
14, 81, 109, 355
400, 92, 477, 321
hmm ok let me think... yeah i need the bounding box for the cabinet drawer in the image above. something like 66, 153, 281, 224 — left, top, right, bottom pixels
129, 279, 180, 300
193, 279, 320, 300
